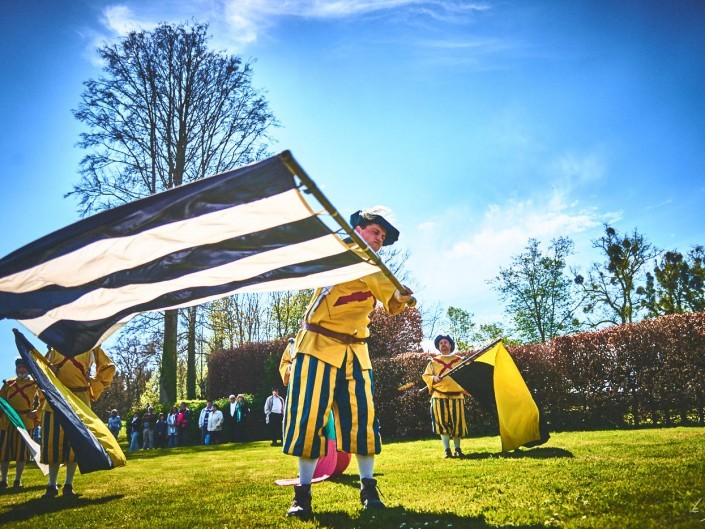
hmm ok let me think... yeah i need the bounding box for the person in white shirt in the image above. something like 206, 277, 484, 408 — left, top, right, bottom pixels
198, 401, 213, 445
223, 394, 237, 443
206, 404, 223, 445
264, 388, 285, 446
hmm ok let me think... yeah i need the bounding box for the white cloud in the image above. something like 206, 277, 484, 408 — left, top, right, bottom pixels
87, 0, 487, 51
546, 150, 606, 192
101, 5, 152, 35
405, 190, 613, 320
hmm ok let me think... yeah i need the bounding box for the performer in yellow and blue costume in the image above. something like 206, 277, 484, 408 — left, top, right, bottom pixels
0, 357, 43, 488
281, 207, 413, 518
423, 334, 469, 458
41, 346, 115, 498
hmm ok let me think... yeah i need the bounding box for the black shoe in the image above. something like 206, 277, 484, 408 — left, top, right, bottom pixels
0, 481, 7, 489
287, 484, 312, 518
360, 478, 385, 509
454, 447, 464, 458
12, 480, 23, 489
62, 484, 77, 498
42, 485, 59, 499
444, 448, 453, 458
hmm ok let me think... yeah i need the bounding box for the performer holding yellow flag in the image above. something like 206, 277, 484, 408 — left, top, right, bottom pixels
423, 335, 469, 458
41, 346, 115, 498
0, 356, 43, 488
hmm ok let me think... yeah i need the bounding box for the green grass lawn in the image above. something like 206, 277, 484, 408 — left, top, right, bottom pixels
1, 427, 703, 528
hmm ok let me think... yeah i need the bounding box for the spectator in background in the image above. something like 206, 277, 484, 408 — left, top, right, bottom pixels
141, 406, 156, 450
234, 394, 250, 443
198, 401, 214, 445
176, 402, 190, 446
107, 409, 122, 439
128, 413, 141, 452
264, 388, 285, 447
223, 394, 237, 443
154, 413, 167, 449
167, 406, 178, 448
206, 404, 223, 445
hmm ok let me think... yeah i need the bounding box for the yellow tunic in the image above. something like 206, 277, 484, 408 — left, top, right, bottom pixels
0, 376, 42, 462
291, 269, 404, 370
0, 376, 42, 430
42, 347, 115, 409
422, 354, 467, 399
40, 347, 115, 464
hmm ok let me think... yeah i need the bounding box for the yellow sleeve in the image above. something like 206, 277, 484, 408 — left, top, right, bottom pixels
89, 347, 116, 401
34, 386, 45, 412
361, 271, 404, 315
279, 340, 293, 386
422, 360, 436, 392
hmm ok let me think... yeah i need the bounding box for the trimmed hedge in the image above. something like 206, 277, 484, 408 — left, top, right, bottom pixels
205, 312, 705, 440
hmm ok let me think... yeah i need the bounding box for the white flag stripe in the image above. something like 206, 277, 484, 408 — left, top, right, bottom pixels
17, 428, 49, 475
136, 261, 382, 313
0, 188, 310, 294
82, 262, 380, 346
20, 234, 352, 334
233, 261, 381, 294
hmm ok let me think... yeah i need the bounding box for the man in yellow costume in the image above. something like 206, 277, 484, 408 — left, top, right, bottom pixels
0, 357, 43, 488
282, 207, 413, 518
423, 335, 469, 458
41, 346, 115, 498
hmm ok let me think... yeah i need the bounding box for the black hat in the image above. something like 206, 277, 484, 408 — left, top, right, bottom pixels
15, 357, 26, 368
350, 207, 400, 246
434, 335, 456, 353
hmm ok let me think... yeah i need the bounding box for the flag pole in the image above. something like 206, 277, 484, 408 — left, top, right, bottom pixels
418, 339, 502, 393
278, 150, 416, 307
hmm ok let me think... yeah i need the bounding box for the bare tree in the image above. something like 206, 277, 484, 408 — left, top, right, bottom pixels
70, 22, 277, 405
267, 290, 312, 338
96, 335, 156, 418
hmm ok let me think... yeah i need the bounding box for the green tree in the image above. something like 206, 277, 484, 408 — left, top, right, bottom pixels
70, 22, 277, 405
639, 246, 705, 315
577, 225, 660, 326
491, 237, 581, 343
445, 306, 476, 351
471, 322, 520, 348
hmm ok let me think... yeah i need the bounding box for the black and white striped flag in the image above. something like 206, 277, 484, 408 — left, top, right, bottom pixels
0, 152, 382, 356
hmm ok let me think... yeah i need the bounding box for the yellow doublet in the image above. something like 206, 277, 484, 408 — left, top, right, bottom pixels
292, 270, 403, 370
422, 354, 466, 398
43, 347, 115, 408
0, 377, 42, 430
41, 347, 115, 465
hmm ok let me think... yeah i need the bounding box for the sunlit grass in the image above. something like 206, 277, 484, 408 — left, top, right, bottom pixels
0, 427, 703, 528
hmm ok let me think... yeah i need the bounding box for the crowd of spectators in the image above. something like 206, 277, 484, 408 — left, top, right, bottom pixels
116, 393, 262, 452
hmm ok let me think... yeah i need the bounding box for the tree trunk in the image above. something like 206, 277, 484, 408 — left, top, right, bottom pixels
187, 306, 197, 399
632, 400, 640, 427
160, 309, 178, 405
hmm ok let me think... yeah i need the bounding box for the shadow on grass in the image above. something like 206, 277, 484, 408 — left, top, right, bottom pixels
0, 493, 124, 524
462, 447, 573, 460
315, 506, 545, 529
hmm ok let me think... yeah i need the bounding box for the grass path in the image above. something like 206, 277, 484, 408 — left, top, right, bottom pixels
1, 427, 703, 528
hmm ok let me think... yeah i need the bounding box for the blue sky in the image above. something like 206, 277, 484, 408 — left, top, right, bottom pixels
1, 0, 704, 377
